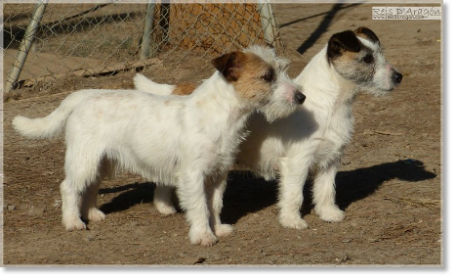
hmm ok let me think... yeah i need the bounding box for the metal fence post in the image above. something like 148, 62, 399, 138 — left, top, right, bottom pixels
4, 0, 48, 93
257, 0, 279, 48
140, 1, 156, 60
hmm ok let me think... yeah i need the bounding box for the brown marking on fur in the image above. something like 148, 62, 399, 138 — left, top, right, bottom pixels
208, 51, 276, 102
355, 31, 371, 42
212, 51, 247, 82
173, 83, 196, 96
165, 51, 276, 104
327, 30, 361, 64
230, 52, 275, 101
354, 27, 380, 44
328, 32, 377, 84
335, 50, 359, 64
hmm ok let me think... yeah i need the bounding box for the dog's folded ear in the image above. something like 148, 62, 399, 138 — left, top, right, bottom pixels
212, 51, 246, 82
264, 43, 275, 50
354, 27, 380, 45
327, 30, 361, 60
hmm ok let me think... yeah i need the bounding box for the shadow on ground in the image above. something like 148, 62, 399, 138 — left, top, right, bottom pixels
99, 159, 436, 224
280, 3, 362, 54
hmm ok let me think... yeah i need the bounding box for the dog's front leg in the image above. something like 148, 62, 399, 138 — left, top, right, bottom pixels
277, 155, 313, 230
312, 160, 345, 222
176, 173, 218, 246
206, 173, 233, 238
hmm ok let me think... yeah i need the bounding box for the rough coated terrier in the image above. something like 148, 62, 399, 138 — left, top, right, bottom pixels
134, 27, 403, 230
12, 48, 305, 246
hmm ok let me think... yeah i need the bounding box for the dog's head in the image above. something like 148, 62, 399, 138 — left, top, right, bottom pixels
327, 27, 403, 95
212, 46, 305, 122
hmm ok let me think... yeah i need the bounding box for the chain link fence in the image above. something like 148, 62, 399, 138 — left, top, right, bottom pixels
3, 1, 282, 93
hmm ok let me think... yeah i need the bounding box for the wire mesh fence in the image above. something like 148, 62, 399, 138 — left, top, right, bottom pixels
3, 1, 282, 92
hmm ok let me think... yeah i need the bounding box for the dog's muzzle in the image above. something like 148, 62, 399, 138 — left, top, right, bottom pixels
294, 90, 306, 105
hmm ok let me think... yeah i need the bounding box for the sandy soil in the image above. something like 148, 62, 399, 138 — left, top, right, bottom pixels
2, 3, 442, 265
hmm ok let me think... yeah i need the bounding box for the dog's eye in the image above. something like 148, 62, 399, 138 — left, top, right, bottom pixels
362, 54, 374, 64
261, 70, 275, 82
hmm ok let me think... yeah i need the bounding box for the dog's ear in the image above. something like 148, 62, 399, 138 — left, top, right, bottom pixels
327, 30, 361, 60
264, 43, 274, 50
354, 27, 380, 45
211, 51, 246, 82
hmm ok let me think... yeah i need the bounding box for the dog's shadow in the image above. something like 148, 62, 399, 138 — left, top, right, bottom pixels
99, 159, 436, 224
302, 159, 437, 216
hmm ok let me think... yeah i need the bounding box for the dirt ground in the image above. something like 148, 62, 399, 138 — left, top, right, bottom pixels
1, 3, 442, 266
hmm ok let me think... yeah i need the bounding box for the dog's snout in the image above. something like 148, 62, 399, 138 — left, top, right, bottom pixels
392, 71, 403, 84
294, 91, 306, 105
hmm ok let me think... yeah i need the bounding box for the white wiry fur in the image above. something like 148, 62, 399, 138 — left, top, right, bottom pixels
13, 49, 304, 246
134, 28, 402, 230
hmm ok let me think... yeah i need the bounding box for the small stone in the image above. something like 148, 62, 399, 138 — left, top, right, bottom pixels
336, 254, 350, 263
363, 129, 374, 135
85, 235, 96, 242
7, 205, 16, 211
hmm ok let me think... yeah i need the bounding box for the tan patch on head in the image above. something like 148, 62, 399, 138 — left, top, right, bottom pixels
230, 52, 275, 101
173, 83, 196, 96
335, 49, 359, 64
355, 32, 370, 41
354, 27, 380, 44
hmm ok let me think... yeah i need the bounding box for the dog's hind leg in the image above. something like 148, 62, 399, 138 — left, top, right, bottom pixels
154, 186, 177, 215
80, 158, 113, 223
80, 179, 105, 223
313, 161, 345, 222
60, 178, 87, 231
176, 172, 217, 246
206, 173, 233, 237
61, 142, 104, 231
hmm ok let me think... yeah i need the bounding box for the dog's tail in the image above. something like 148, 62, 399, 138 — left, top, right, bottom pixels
133, 73, 175, 96
12, 90, 93, 139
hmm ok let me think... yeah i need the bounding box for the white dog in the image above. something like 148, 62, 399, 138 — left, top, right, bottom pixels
12, 47, 305, 246
134, 27, 403, 229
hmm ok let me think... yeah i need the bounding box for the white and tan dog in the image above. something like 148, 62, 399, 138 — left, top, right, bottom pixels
134, 27, 403, 229
12, 48, 305, 246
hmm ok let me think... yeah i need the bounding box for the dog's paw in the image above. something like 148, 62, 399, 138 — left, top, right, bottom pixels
64, 218, 87, 231
88, 208, 106, 222
279, 214, 309, 230
189, 230, 218, 247
315, 205, 345, 222
214, 224, 233, 237
154, 201, 177, 216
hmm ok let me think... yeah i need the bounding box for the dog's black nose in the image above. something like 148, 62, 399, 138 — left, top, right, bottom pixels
392, 71, 403, 84
294, 91, 306, 104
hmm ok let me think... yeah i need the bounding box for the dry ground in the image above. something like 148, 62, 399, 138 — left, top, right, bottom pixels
2, 3, 442, 265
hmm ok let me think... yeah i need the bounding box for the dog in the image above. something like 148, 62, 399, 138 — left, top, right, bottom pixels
133, 27, 403, 230
12, 48, 305, 246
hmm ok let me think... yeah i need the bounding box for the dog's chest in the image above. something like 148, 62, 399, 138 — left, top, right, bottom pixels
315, 105, 354, 166
199, 119, 250, 174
